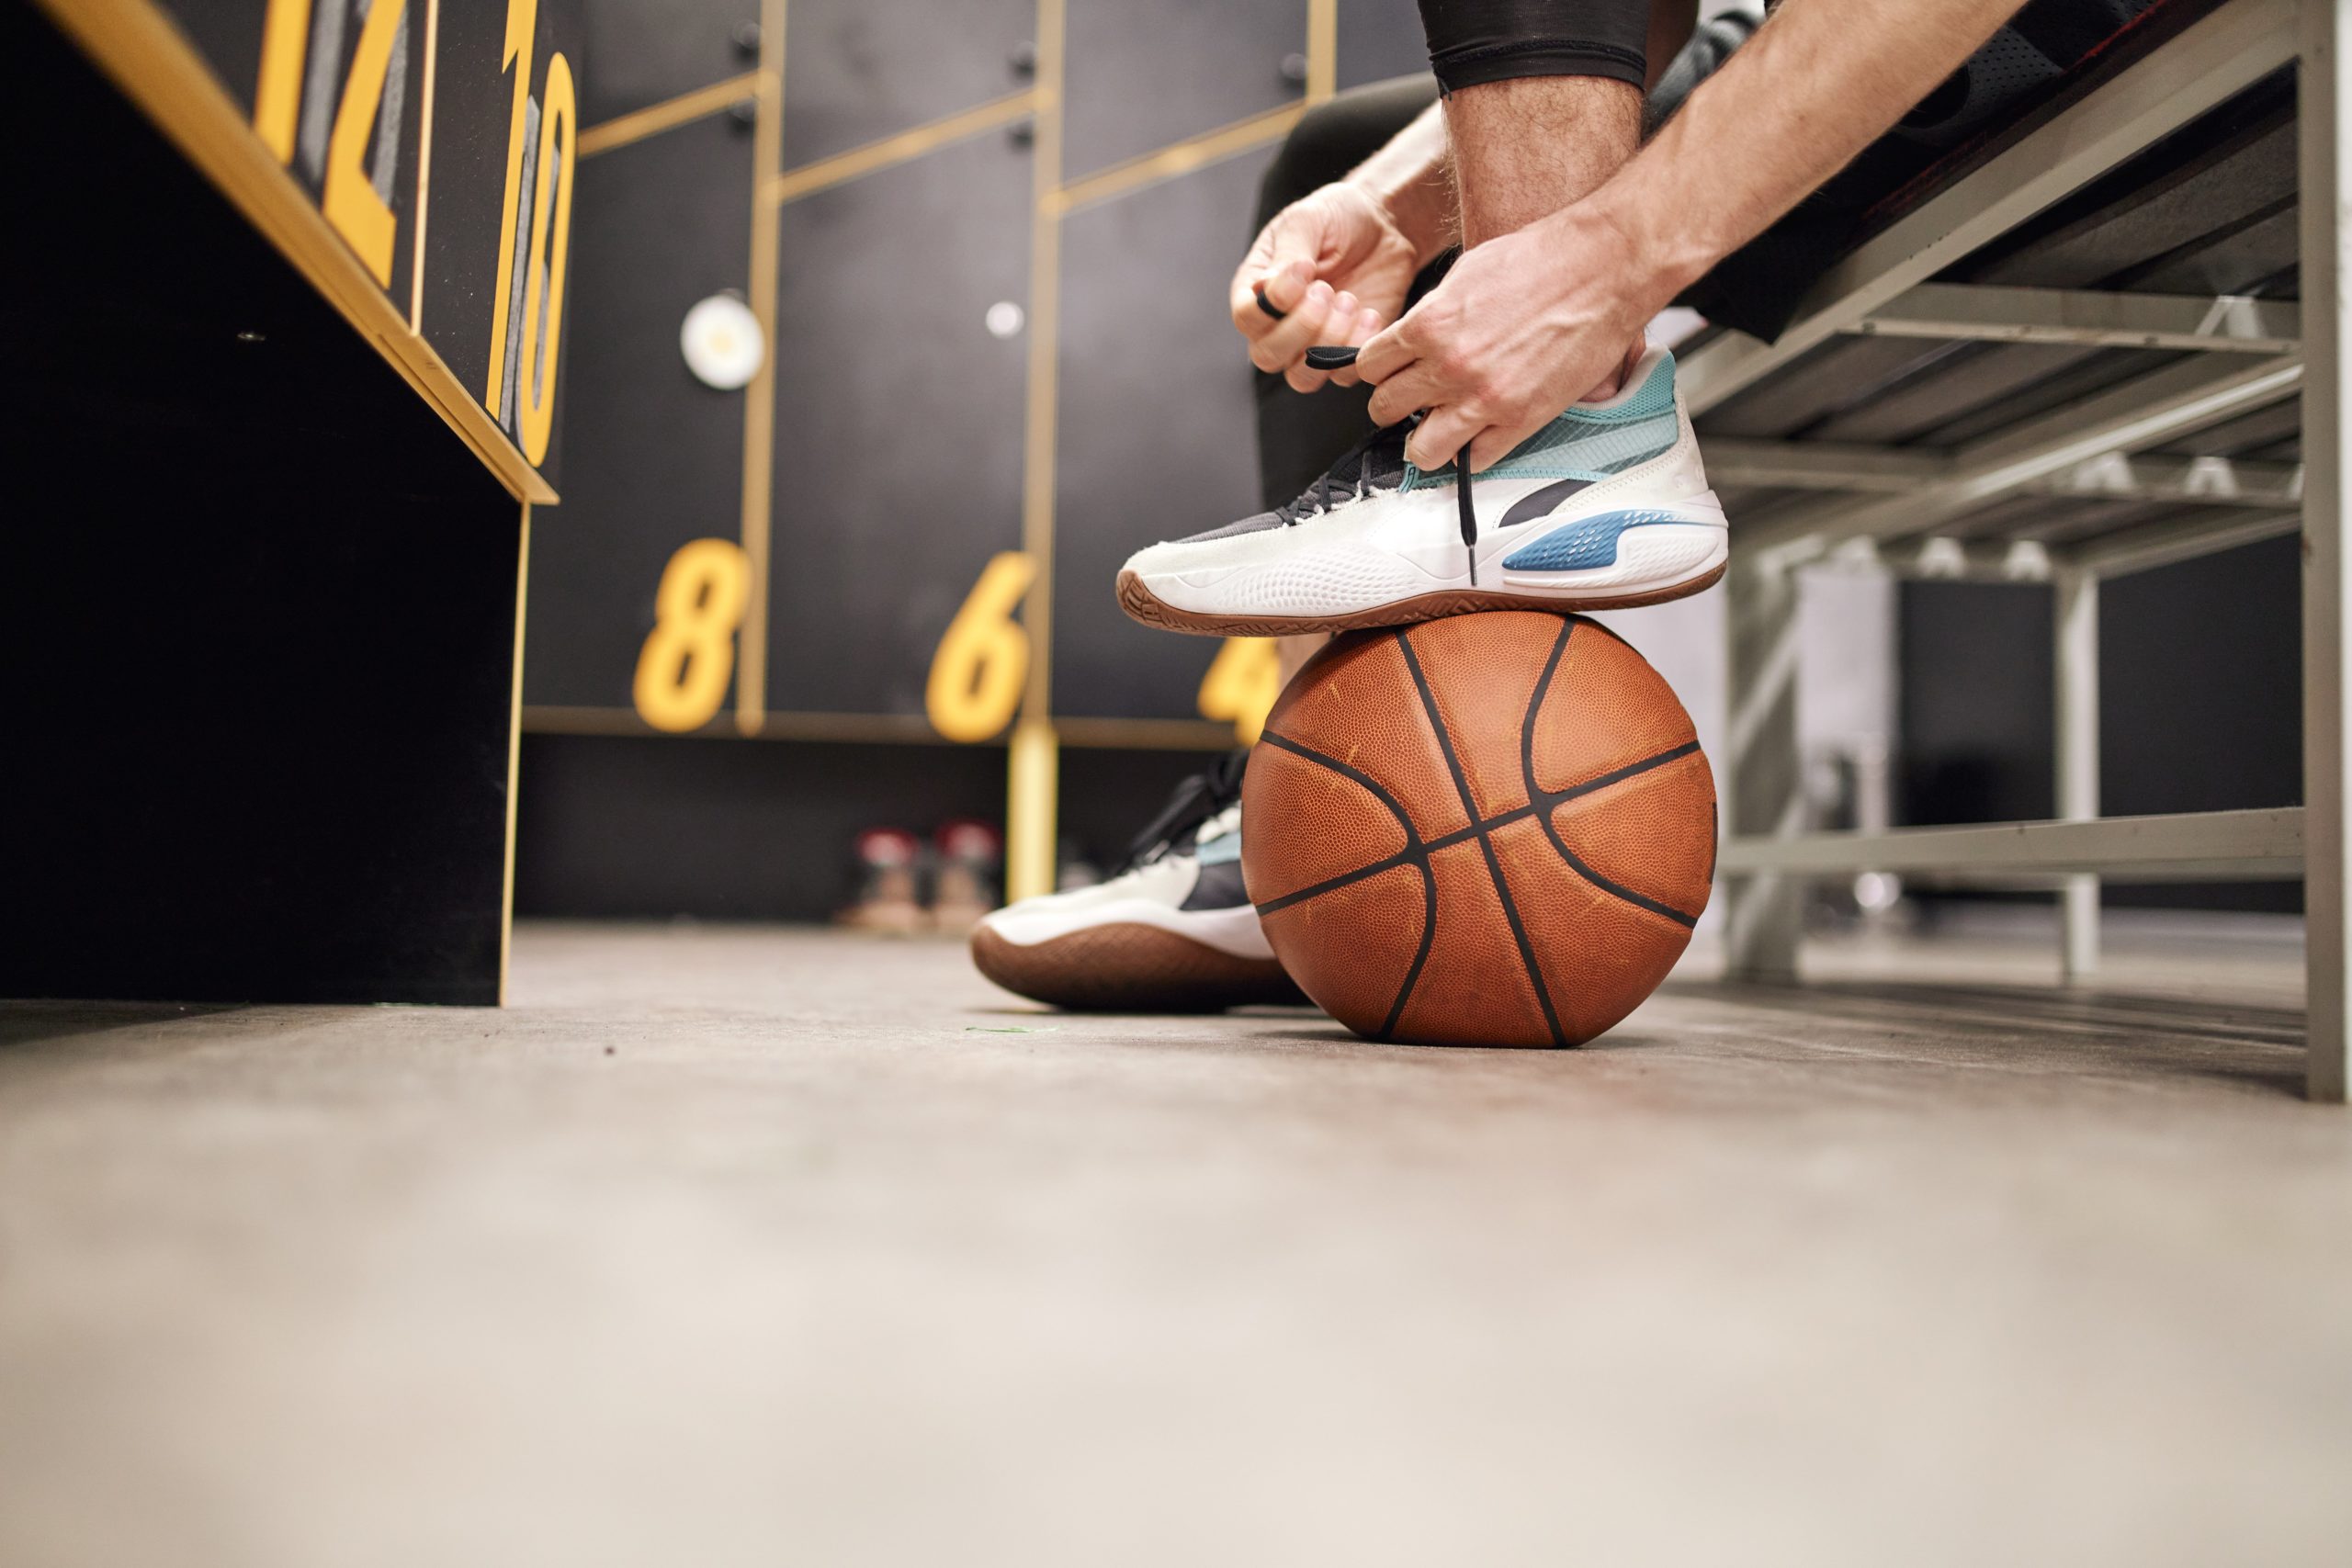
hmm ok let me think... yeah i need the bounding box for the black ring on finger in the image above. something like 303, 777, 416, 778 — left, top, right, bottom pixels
1252, 282, 1286, 321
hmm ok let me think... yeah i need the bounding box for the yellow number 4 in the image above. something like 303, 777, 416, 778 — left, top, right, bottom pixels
634, 538, 750, 733
928, 552, 1038, 742
1197, 637, 1281, 743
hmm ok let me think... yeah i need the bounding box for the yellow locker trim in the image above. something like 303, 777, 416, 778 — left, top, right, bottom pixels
578, 69, 765, 159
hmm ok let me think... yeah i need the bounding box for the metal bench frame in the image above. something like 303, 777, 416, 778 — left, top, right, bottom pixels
1693, 0, 2352, 1099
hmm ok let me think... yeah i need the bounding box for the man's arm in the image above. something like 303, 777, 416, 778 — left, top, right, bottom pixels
1356, 0, 2035, 473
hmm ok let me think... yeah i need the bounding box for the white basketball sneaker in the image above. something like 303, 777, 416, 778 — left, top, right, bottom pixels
1116, 346, 1726, 637
969, 752, 1303, 1012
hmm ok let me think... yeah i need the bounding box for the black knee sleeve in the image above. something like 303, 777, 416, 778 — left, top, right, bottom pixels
1417, 0, 1650, 95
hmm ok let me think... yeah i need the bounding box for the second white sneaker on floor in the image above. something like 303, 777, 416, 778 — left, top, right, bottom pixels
1116, 346, 1727, 637
969, 752, 1303, 1013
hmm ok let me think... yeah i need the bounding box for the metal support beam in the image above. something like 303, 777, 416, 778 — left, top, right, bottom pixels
2054, 570, 2101, 981
1680, 0, 2299, 414
1709, 442, 2304, 512
2029, 451, 2303, 509
1716, 807, 2305, 879
1724, 542, 1804, 980
1745, 354, 2303, 552
1850, 284, 2301, 354
2301, 0, 2351, 1101
1704, 439, 1952, 492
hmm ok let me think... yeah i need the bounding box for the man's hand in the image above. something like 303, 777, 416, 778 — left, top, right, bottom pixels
1230, 182, 1419, 394
1355, 203, 1657, 473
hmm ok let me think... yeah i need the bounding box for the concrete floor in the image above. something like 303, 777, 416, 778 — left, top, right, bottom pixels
2, 915, 2347, 1567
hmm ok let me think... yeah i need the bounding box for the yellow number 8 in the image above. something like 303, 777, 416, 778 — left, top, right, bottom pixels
633, 538, 750, 733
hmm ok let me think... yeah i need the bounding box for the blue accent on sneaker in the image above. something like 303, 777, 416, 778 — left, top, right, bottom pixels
1399, 352, 1680, 492
1500, 509, 1687, 571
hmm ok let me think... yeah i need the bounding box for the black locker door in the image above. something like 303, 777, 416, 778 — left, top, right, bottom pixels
525, 111, 756, 714
765, 127, 1033, 719
579, 0, 760, 126
1052, 148, 1277, 725
1062, 0, 1308, 178
782, 0, 1037, 167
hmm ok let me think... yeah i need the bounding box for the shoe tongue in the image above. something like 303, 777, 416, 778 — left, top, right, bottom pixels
1278, 423, 1409, 522
1357, 423, 1409, 491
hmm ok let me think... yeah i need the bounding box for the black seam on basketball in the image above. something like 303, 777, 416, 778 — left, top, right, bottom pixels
1256, 730, 1424, 851
1253, 852, 1418, 917
1251, 727, 1440, 1032
1397, 629, 1567, 1048
1379, 851, 1441, 1042
1521, 619, 1704, 929
1398, 739, 1702, 856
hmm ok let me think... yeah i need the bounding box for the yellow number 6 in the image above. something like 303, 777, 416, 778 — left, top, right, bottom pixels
928, 552, 1038, 742
634, 538, 750, 733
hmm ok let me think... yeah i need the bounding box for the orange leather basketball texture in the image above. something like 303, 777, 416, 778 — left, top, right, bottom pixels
1241, 612, 1714, 1047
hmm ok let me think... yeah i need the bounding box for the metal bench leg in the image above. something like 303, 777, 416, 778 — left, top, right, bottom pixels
2302, 0, 2351, 1101
2055, 567, 2101, 982
1724, 541, 1804, 981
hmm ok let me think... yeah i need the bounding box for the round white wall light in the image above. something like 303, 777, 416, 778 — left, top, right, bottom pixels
680, 294, 765, 389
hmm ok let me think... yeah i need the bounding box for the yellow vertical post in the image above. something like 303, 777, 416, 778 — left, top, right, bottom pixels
736, 0, 786, 735
1306, 0, 1338, 104
1004, 0, 1067, 903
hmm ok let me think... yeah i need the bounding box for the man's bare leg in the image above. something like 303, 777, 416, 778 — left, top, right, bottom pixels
1445, 75, 1647, 395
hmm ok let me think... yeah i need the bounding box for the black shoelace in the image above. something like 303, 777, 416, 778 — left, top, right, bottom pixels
1273, 420, 1409, 525
1296, 344, 1483, 584
1114, 750, 1249, 874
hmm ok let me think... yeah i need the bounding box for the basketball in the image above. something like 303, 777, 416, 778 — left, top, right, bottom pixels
1240, 612, 1714, 1047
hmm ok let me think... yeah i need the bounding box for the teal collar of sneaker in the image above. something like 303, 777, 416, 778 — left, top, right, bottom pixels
1400, 349, 1678, 491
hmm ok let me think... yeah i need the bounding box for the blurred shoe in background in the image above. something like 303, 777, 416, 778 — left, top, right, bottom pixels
929, 818, 1003, 935
838, 826, 926, 935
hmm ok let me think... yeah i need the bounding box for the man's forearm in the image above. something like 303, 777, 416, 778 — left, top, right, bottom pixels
1594, 0, 2032, 309
1344, 103, 1459, 267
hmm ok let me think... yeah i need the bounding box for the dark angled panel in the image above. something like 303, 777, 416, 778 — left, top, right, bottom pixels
1692, 336, 1947, 441
1968, 81, 2295, 291
153, 0, 267, 115
5, 5, 520, 1004
1054, 149, 1275, 722
1336, 0, 1430, 90
423, 0, 586, 490
1902, 346, 2180, 449
580, 0, 758, 126
781, 0, 1035, 167
526, 115, 754, 710
766, 131, 1031, 717
1063, 0, 1306, 178
1807, 342, 2109, 446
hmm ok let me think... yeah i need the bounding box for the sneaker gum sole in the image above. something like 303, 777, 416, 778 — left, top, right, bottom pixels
970, 920, 1305, 1012
1114, 559, 1729, 638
